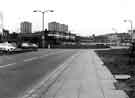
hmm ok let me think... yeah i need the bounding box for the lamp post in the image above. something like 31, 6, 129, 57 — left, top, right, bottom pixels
112, 28, 118, 46
124, 19, 133, 42
124, 19, 135, 76
33, 10, 54, 48
112, 28, 118, 33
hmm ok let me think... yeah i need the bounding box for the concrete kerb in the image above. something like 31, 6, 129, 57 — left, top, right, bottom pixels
93, 50, 116, 81
93, 50, 129, 98
18, 51, 80, 98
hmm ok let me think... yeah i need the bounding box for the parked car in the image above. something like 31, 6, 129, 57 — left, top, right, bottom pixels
0, 42, 16, 53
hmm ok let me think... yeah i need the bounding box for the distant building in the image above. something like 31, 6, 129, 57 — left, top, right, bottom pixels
94, 33, 130, 46
20, 21, 32, 33
0, 12, 3, 35
132, 30, 135, 40
48, 22, 58, 31
2, 29, 9, 41
107, 34, 119, 42
48, 22, 68, 32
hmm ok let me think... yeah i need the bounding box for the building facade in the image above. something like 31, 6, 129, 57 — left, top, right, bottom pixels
48, 22, 68, 33
2, 29, 9, 42
94, 33, 130, 46
0, 12, 3, 35
20, 21, 32, 33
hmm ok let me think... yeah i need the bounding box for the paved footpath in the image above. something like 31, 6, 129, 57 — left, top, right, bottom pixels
41, 50, 128, 98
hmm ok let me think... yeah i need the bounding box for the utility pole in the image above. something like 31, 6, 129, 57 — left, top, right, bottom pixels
124, 19, 135, 76
33, 10, 54, 48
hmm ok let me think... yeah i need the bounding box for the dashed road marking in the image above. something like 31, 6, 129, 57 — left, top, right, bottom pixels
0, 62, 16, 68
24, 57, 38, 62
39, 56, 45, 58
39, 52, 65, 59
0, 51, 74, 69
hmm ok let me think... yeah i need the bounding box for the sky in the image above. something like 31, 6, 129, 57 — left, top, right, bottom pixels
0, 0, 135, 36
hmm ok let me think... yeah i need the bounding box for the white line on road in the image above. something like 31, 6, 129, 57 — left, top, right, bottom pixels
24, 50, 68, 62
24, 57, 38, 62
0, 50, 73, 68
0, 62, 16, 68
39, 51, 66, 58
20, 52, 79, 98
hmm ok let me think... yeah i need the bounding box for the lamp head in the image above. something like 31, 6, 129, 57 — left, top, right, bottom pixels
33, 10, 42, 12
50, 10, 54, 12
124, 20, 127, 22
33, 10, 37, 12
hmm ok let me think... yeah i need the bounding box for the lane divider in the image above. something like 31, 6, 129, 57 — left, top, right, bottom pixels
0, 51, 70, 68
24, 57, 38, 62
24, 51, 67, 61
0, 62, 17, 68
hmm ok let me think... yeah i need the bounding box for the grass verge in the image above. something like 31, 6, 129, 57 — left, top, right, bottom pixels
95, 48, 135, 98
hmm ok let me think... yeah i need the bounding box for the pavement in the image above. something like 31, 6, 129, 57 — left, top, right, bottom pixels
37, 50, 129, 98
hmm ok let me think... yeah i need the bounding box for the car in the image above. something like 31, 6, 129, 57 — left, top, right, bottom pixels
0, 42, 16, 53
21, 42, 38, 51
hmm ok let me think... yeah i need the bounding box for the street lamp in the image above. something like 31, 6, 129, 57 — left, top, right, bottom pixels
124, 19, 133, 42
112, 28, 118, 46
112, 28, 118, 33
33, 10, 54, 48
124, 19, 135, 76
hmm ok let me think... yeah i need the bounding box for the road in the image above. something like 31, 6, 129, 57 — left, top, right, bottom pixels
0, 49, 78, 98
0, 49, 128, 98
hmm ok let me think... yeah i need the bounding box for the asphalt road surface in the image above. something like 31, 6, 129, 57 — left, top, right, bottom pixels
0, 49, 78, 98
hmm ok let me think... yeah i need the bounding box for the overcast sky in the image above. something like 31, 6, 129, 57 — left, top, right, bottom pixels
0, 0, 135, 36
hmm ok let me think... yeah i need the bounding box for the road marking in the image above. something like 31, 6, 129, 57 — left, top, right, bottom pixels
39, 55, 45, 58
39, 51, 66, 59
24, 57, 38, 62
0, 50, 74, 69
20, 51, 79, 98
0, 62, 16, 68
23, 51, 66, 62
